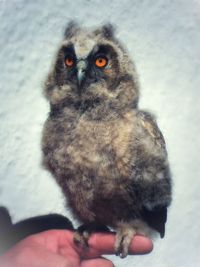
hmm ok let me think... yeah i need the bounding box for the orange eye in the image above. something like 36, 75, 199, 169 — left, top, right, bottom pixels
95, 57, 108, 68
65, 56, 74, 67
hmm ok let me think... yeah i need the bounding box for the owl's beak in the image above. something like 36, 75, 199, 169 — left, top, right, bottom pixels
77, 60, 87, 87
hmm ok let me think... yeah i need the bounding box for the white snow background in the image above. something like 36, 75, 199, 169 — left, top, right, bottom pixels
0, 0, 200, 266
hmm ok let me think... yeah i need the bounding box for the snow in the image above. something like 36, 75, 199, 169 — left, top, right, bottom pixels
0, 0, 200, 266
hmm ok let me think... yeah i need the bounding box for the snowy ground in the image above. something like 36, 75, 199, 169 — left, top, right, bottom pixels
0, 0, 200, 266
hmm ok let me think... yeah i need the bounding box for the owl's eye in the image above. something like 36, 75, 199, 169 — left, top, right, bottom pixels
65, 56, 75, 67
95, 56, 108, 68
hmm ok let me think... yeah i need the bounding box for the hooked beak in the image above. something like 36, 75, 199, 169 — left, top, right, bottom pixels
77, 60, 87, 87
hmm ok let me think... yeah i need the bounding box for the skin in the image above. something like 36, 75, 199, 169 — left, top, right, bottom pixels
0, 230, 153, 267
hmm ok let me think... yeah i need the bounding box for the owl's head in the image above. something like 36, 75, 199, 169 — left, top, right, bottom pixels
45, 22, 139, 114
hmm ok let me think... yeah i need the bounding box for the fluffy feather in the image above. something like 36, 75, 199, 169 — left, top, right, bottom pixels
42, 22, 172, 258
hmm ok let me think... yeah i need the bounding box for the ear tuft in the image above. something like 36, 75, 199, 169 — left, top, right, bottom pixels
101, 23, 115, 39
64, 20, 79, 39
94, 23, 115, 40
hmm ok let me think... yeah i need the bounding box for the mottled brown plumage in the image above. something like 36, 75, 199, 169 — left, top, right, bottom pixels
42, 22, 172, 257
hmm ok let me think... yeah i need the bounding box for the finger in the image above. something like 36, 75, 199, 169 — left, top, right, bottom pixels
81, 257, 114, 267
129, 235, 154, 254
83, 233, 153, 258
35, 230, 152, 259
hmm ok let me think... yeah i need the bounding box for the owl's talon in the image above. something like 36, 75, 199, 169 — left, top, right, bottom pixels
74, 222, 109, 249
114, 239, 129, 258
73, 231, 89, 249
114, 225, 136, 258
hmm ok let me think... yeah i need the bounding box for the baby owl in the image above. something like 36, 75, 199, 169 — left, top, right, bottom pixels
42, 22, 172, 258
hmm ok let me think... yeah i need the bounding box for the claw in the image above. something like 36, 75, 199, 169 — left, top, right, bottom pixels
73, 230, 89, 249
73, 222, 110, 250
114, 224, 136, 258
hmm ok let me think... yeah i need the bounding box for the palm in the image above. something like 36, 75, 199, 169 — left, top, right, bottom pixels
0, 230, 153, 267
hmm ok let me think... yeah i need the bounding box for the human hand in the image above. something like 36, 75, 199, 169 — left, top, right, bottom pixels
0, 229, 153, 267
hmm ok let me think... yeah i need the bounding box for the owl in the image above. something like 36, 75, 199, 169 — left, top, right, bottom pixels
42, 22, 172, 258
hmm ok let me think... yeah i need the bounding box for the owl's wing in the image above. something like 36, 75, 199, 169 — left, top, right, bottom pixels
138, 110, 166, 151
133, 111, 171, 238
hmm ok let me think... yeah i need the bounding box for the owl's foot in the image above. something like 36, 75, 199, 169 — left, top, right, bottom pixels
114, 225, 136, 258
74, 223, 110, 249
74, 228, 89, 249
